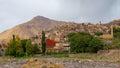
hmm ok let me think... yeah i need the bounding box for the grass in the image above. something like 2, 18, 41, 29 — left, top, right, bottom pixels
2, 53, 69, 61
0, 55, 44, 61
1, 52, 120, 63
49, 54, 69, 58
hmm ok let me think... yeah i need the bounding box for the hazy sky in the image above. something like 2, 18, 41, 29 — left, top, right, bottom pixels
0, 0, 120, 32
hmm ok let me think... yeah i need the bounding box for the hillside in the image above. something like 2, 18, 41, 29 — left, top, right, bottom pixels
106, 19, 120, 25
0, 16, 120, 42
0, 16, 66, 41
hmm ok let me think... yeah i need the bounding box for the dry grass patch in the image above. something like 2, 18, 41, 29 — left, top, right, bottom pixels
22, 58, 63, 68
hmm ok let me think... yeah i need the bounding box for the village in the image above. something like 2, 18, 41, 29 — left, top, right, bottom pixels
29, 22, 119, 53
0, 22, 120, 56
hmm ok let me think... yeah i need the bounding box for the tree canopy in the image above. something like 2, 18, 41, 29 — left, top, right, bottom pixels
41, 31, 46, 55
68, 32, 103, 53
5, 35, 40, 57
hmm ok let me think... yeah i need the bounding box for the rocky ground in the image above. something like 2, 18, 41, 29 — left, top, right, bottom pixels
0, 58, 120, 68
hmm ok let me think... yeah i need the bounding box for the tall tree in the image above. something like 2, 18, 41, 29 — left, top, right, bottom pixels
41, 31, 46, 55
15, 35, 24, 57
5, 35, 24, 57
26, 40, 33, 56
5, 35, 16, 56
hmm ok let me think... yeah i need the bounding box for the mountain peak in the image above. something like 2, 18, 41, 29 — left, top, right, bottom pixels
0, 16, 63, 41
33, 16, 50, 21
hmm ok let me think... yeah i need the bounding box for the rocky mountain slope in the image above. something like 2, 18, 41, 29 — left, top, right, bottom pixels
0, 16, 120, 42
106, 19, 120, 25
0, 16, 66, 41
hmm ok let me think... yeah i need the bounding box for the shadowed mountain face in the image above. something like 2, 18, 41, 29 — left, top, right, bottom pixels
0, 16, 65, 41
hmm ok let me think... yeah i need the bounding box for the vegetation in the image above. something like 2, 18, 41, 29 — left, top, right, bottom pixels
5, 35, 24, 57
94, 32, 103, 36
68, 32, 103, 53
89, 37, 103, 52
115, 43, 120, 49
5, 35, 40, 57
41, 31, 46, 55
26, 40, 34, 56
113, 27, 120, 38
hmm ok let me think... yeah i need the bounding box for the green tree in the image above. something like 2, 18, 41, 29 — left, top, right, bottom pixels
113, 27, 120, 38
68, 32, 92, 53
33, 44, 40, 54
89, 37, 103, 53
21, 39, 28, 53
5, 35, 24, 57
5, 38, 16, 56
26, 40, 33, 56
41, 31, 46, 55
6, 35, 40, 57
15, 35, 24, 57
68, 32, 103, 53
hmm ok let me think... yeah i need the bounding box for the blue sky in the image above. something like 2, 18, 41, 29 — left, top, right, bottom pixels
0, 0, 120, 33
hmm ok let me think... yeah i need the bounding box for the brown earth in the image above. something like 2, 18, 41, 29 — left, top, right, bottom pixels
0, 58, 120, 68
0, 16, 66, 42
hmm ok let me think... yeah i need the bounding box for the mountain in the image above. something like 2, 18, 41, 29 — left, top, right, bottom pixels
0, 16, 66, 41
107, 19, 120, 25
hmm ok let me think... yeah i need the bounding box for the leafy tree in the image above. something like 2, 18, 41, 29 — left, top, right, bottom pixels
5, 35, 24, 57
33, 44, 40, 54
113, 27, 120, 38
68, 32, 103, 53
26, 40, 33, 56
5, 38, 16, 56
15, 35, 24, 57
68, 32, 92, 53
21, 39, 28, 53
6, 35, 40, 57
89, 37, 103, 52
41, 31, 46, 55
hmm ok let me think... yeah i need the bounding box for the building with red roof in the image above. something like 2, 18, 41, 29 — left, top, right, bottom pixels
46, 39, 56, 48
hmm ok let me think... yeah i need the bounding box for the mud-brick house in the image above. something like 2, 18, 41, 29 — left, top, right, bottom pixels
100, 25, 113, 39
46, 39, 55, 52
62, 43, 70, 52
46, 39, 62, 52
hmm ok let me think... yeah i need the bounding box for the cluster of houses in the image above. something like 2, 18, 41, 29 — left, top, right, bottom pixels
30, 23, 117, 53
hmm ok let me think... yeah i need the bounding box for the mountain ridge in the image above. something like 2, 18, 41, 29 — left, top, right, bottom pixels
0, 16, 66, 41
0, 16, 120, 42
